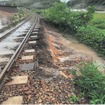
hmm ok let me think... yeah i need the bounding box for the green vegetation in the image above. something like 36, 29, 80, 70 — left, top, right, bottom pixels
1, 0, 60, 8
72, 63, 105, 104
43, 2, 105, 56
69, 94, 80, 103
67, 0, 105, 9
76, 13, 105, 55
44, 2, 93, 33
76, 26, 105, 55
90, 13, 105, 30
11, 8, 29, 25
85, 0, 105, 5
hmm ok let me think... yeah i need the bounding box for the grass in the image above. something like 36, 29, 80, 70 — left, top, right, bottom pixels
93, 13, 105, 20
78, 13, 105, 56
90, 13, 105, 30
73, 63, 105, 104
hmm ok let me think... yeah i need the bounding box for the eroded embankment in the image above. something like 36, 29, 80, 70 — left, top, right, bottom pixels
42, 20, 105, 73
35, 26, 56, 68
43, 24, 92, 68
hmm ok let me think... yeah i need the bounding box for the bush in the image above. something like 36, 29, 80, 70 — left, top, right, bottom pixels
87, 6, 95, 14
69, 94, 80, 103
44, 2, 68, 24
76, 25, 105, 55
90, 19, 105, 29
73, 63, 105, 104
44, 2, 93, 33
10, 8, 31, 25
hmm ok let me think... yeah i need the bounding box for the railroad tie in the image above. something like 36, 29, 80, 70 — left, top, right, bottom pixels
2, 96, 23, 105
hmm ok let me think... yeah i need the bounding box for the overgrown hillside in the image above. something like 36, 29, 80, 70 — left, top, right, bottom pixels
1, 0, 60, 8
67, 0, 105, 10
29, 0, 60, 9
86, 0, 105, 5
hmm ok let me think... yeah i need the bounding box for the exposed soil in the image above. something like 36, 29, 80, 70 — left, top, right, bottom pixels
0, 10, 13, 18
44, 21, 105, 72
0, 6, 17, 13
42, 21, 92, 69
0, 10, 14, 30
0, 6, 16, 19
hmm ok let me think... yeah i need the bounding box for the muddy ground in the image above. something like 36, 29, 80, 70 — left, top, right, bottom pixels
42, 21, 92, 68
44, 20, 105, 72
0, 10, 13, 18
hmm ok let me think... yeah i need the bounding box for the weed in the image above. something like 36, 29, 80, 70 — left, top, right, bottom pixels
74, 63, 105, 104
76, 25, 105, 55
43, 2, 93, 33
69, 94, 80, 103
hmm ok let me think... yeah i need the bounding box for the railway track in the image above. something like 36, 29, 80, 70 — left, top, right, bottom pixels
0, 15, 36, 69
0, 14, 75, 104
0, 14, 40, 92
0, 16, 32, 42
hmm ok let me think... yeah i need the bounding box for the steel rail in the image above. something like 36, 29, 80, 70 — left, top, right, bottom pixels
0, 14, 39, 90
0, 16, 33, 42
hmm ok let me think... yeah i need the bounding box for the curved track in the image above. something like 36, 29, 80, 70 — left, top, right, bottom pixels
0, 17, 32, 42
